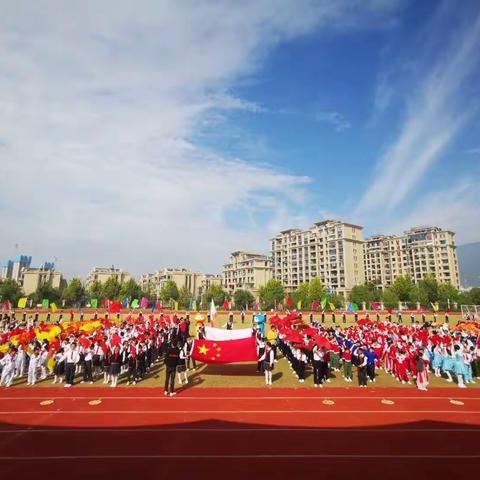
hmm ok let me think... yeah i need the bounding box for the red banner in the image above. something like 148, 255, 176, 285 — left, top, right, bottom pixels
191, 337, 257, 364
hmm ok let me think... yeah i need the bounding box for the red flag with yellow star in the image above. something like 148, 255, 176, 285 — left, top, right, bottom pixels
191, 337, 257, 364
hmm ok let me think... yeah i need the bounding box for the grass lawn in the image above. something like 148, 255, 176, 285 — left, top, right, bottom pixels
7, 311, 474, 390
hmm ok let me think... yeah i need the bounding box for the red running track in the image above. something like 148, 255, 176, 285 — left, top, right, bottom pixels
0, 387, 479, 480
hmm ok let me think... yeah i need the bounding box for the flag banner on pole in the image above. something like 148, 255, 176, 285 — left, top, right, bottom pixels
90, 299, 98, 309
174, 301, 179, 311
4, 300, 12, 311
297, 300, 302, 310
17, 297, 27, 309
140, 297, 148, 309
223, 299, 229, 310
108, 301, 122, 314
311, 299, 319, 311
210, 299, 217, 318
131, 299, 139, 309
192, 300, 197, 311
321, 297, 328, 310
50, 303, 58, 313
191, 337, 257, 364
286, 295, 293, 309
205, 326, 252, 341
329, 302, 336, 311
431, 302, 439, 312
42, 299, 49, 309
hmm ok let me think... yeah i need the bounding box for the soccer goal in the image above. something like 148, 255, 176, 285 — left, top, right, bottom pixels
460, 305, 480, 321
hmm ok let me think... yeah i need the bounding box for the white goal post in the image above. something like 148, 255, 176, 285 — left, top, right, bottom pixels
460, 305, 480, 321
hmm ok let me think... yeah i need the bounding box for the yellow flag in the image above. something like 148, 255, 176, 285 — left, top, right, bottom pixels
193, 300, 197, 311
329, 302, 336, 311
17, 297, 27, 309
431, 302, 439, 312
174, 301, 179, 311
297, 300, 302, 310
50, 303, 58, 313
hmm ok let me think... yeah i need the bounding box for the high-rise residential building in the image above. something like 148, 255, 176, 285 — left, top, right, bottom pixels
85, 267, 132, 289
0, 255, 32, 283
364, 226, 460, 289
271, 220, 365, 296
222, 251, 272, 296
21, 268, 66, 296
139, 268, 205, 299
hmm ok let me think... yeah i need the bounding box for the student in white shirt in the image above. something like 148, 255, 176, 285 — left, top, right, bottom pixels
64, 342, 80, 387
0, 350, 15, 387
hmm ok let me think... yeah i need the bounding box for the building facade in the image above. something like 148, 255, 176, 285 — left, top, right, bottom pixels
85, 267, 132, 289
21, 268, 66, 295
364, 227, 460, 289
222, 251, 272, 296
1, 255, 32, 283
271, 220, 365, 296
139, 268, 206, 299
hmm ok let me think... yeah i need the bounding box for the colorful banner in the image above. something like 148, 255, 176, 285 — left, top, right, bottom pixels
131, 299, 139, 309
90, 299, 98, 309
42, 299, 49, 309
191, 337, 257, 364
50, 303, 58, 313
17, 297, 27, 309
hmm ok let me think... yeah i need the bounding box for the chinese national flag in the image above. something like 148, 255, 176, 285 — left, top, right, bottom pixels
191, 337, 257, 364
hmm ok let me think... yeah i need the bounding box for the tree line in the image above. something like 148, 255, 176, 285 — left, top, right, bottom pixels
1, 274, 479, 311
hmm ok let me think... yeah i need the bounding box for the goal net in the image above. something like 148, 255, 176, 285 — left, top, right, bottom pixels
460, 305, 480, 321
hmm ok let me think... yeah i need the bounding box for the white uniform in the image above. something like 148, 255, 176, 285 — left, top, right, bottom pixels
27, 352, 40, 385
0, 353, 15, 387
15, 347, 25, 377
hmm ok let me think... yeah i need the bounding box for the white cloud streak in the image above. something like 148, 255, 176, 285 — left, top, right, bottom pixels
356, 6, 480, 217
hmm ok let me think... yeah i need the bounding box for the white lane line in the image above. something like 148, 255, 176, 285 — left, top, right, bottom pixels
0, 396, 478, 400
1, 427, 479, 433
0, 410, 478, 414
1, 454, 479, 460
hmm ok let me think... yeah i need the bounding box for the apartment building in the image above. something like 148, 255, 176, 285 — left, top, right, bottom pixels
139, 268, 205, 299
271, 220, 365, 296
85, 267, 132, 289
1, 255, 32, 283
364, 227, 460, 289
223, 251, 272, 296
21, 268, 66, 295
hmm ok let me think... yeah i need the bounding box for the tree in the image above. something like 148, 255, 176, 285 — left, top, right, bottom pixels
0, 279, 24, 304
102, 277, 121, 300
31, 283, 61, 306
202, 284, 227, 306
259, 279, 284, 310
329, 293, 345, 309
349, 284, 374, 307
61, 278, 85, 307
234, 289, 255, 309
119, 279, 142, 302
438, 283, 460, 310
292, 282, 309, 309
88, 280, 104, 302
465, 287, 480, 305
178, 286, 192, 309
159, 280, 180, 302
391, 276, 415, 303
417, 274, 440, 305
382, 287, 399, 310
308, 278, 326, 304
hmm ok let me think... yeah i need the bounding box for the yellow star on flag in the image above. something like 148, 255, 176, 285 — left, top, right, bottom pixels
198, 344, 209, 355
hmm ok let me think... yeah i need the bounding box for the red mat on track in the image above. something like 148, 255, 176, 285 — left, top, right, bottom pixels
0, 387, 479, 480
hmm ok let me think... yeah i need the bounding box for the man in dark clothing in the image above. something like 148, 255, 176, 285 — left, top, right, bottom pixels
164, 341, 180, 396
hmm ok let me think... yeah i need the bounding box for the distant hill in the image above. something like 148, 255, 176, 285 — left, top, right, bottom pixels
457, 242, 480, 288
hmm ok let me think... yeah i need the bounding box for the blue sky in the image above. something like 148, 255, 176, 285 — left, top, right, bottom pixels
0, 0, 479, 278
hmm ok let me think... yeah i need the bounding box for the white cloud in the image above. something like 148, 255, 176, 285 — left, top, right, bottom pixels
356, 8, 480, 217
0, 0, 404, 278
383, 179, 480, 245
315, 111, 351, 132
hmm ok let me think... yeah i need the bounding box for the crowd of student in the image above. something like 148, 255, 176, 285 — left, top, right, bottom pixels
0, 311, 479, 394
266, 314, 479, 390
